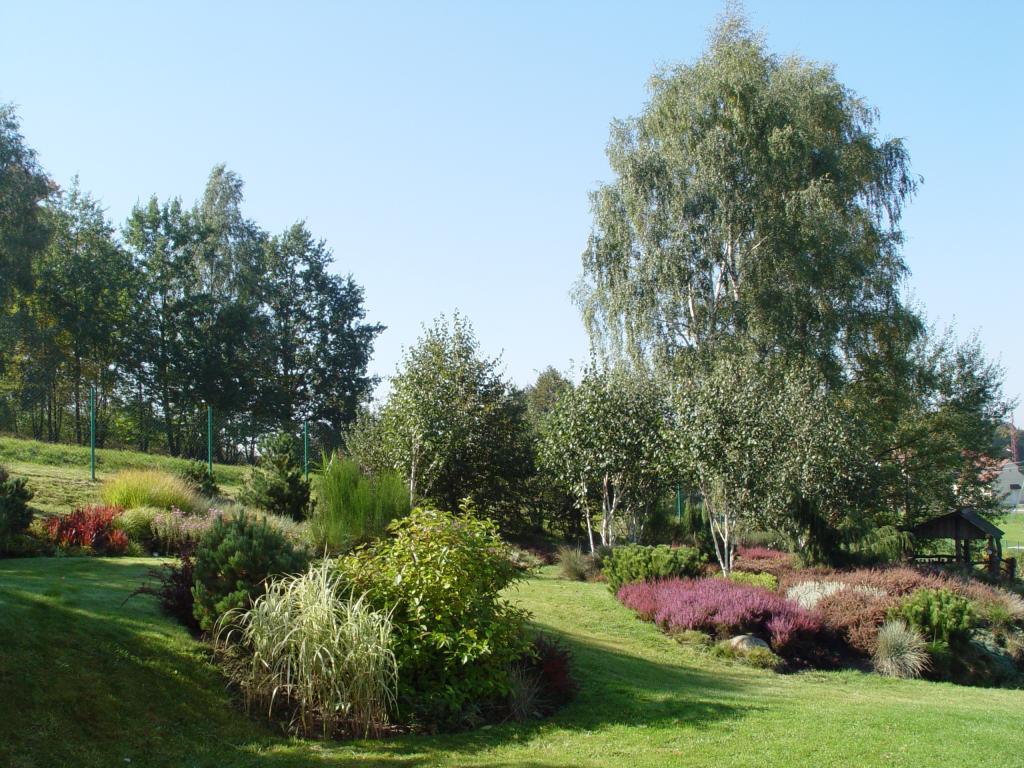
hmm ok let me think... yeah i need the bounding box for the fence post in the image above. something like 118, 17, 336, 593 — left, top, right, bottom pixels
89, 385, 96, 482
303, 420, 309, 481
207, 405, 213, 478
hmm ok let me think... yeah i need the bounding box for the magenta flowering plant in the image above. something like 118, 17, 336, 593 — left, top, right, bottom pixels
617, 577, 821, 655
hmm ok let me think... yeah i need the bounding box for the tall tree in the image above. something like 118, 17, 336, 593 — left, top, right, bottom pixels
0, 103, 52, 311
673, 349, 870, 572
33, 179, 134, 443
540, 367, 675, 551
361, 313, 532, 517
576, 12, 918, 380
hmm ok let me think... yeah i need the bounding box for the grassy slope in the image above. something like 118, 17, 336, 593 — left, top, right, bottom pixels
0, 435, 246, 514
1, 558, 1021, 768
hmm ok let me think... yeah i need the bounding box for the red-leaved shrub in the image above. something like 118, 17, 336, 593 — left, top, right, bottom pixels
733, 546, 798, 577
618, 577, 821, 656
815, 587, 898, 654
46, 505, 127, 554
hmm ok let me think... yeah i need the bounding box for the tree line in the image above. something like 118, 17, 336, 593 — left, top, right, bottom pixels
0, 110, 381, 459
1, 11, 1014, 565
344, 15, 1014, 568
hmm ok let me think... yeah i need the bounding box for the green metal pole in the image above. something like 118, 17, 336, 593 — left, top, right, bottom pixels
90, 385, 96, 482
207, 405, 213, 477
675, 482, 682, 523
303, 420, 309, 481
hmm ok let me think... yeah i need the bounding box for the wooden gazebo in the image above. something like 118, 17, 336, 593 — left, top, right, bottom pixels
910, 507, 1010, 578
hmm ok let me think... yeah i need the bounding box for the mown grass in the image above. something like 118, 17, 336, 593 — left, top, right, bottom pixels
0, 435, 246, 514
2, 558, 1022, 768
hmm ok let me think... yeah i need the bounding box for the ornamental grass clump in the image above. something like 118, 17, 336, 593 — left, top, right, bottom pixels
557, 546, 595, 581
617, 577, 820, 656
216, 560, 398, 739
310, 454, 409, 553
101, 469, 201, 513
873, 620, 930, 679
151, 507, 224, 554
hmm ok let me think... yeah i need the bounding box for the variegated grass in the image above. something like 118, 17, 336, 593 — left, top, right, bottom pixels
216, 559, 397, 739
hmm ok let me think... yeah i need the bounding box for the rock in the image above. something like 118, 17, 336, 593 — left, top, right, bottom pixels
728, 634, 770, 653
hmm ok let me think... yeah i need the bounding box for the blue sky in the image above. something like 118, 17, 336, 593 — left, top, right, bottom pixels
2, 1, 1021, 420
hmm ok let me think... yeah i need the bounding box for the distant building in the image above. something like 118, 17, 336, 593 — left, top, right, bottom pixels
994, 460, 1024, 508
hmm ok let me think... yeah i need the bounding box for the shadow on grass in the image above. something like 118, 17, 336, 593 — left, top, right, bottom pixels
0, 558, 756, 767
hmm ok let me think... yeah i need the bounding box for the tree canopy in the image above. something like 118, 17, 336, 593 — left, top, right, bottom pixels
577, 13, 919, 380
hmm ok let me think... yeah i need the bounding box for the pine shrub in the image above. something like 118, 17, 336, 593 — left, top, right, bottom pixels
241, 433, 311, 521
604, 544, 703, 593
0, 466, 33, 549
192, 512, 308, 631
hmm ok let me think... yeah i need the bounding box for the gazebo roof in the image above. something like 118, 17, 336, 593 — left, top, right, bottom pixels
911, 507, 1004, 541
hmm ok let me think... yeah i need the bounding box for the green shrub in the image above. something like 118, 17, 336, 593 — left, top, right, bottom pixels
744, 646, 784, 671
180, 460, 220, 498
604, 544, 704, 593
873, 620, 930, 678
241, 433, 311, 521
891, 588, 976, 648
0, 466, 33, 549
310, 454, 409, 552
507, 546, 544, 573
192, 512, 308, 631
101, 469, 200, 513
335, 507, 530, 728
671, 629, 713, 647
215, 560, 397, 738
728, 570, 778, 590
557, 546, 595, 581
114, 506, 160, 548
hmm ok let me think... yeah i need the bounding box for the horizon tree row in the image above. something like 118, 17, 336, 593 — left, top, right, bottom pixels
0, 112, 381, 459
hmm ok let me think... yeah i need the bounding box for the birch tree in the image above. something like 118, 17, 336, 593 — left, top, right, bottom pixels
576, 11, 918, 379
539, 368, 674, 551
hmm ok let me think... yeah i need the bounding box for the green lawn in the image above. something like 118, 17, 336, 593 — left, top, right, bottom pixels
998, 509, 1024, 553
0, 435, 246, 514
2, 557, 1022, 768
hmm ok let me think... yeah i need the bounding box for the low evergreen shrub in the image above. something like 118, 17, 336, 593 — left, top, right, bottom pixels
0, 466, 33, 551
891, 588, 976, 648
604, 544, 703, 593
191, 512, 308, 631
729, 570, 778, 590
617, 577, 821, 657
180, 460, 220, 497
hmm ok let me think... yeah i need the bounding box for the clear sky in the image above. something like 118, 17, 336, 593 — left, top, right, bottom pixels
2, 1, 1021, 420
